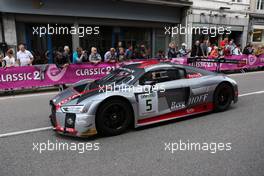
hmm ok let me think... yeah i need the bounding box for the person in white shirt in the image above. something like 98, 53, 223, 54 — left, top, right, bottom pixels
232, 44, 242, 55
17, 44, 34, 66
3, 48, 16, 67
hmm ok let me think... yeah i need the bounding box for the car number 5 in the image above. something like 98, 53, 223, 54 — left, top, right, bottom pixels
138, 92, 158, 116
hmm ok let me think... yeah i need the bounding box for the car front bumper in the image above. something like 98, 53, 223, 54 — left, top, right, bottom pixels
49, 111, 97, 137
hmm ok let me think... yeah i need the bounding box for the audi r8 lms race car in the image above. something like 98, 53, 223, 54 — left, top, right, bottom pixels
49, 60, 238, 137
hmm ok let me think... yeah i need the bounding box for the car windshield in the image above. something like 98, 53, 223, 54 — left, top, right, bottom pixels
95, 68, 134, 86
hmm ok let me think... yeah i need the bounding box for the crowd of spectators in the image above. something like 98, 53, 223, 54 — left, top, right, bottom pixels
189, 38, 261, 59
0, 38, 263, 68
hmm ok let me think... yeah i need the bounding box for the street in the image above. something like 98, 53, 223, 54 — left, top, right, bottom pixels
0, 71, 264, 176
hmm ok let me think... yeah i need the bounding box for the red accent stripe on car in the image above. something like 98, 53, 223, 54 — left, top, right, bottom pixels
137, 103, 214, 125
55, 87, 101, 110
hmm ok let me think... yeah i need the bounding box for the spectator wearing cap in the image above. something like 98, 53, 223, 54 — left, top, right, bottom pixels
220, 37, 228, 49
17, 44, 34, 66
3, 48, 16, 67
89, 47, 102, 64
104, 48, 117, 63
178, 43, 189, 57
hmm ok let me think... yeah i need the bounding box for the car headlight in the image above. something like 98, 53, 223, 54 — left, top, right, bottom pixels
61, 105, 86, 114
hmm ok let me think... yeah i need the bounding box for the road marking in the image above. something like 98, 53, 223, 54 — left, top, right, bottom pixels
0, 127, 53, 138
239, 90, 264, 97
0, 92, 58, 100
0, 90, 264, 138
228, 70, 264, 77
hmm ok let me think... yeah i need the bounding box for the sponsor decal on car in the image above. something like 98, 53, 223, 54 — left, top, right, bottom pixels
188, 94, 208, 105
171, 101, 186, 111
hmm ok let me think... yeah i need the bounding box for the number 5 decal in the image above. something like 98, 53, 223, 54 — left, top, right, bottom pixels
138, 92, 158, 116
146, 99, 152, 111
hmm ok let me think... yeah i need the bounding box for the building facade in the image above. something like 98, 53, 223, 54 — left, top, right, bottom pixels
0, 0, 192, 60
248, 0, 264, 45
184, 0, 250, 48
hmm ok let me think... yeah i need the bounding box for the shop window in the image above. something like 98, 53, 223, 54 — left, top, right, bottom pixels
252, 29, 263, 42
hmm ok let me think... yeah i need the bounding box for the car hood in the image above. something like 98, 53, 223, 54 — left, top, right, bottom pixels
51, 80, 101, 106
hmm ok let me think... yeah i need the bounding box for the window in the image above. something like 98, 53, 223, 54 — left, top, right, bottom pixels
139, 69, 186, 85
252, 29, 263, 42
232, 0, 242, 2
257, 0, 264, 10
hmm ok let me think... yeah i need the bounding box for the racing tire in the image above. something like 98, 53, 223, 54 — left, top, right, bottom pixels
96, 99, 133, 136
213, 83, 233, 112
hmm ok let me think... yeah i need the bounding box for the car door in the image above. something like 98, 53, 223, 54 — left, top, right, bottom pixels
136, 67, 190, 119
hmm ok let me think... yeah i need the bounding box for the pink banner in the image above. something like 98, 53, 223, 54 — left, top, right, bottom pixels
0, 55, 264, 90
171, 54, 264, 71
0, 63, 118, 90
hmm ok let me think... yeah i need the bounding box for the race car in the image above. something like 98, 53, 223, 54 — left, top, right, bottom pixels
49, 60, 238, 137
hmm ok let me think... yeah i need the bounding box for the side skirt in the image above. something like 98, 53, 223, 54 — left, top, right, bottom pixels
136, 103, 214, 126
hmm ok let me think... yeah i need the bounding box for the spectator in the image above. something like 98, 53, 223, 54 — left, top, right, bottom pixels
167, 41, 178, 59
89, 47, 102, 64
191, 40, 203, 57
200, 39, 209, 57
54, 48, 64, 67
63, 46, 72, 64
125, 45, 134, 60
156, 49, 165, 60
3, 48, 16, 67
32, 50, 43, 65
220, 37, 229, 49
209, 45, 219, 58
17, 44, 34, 66
207, 41, 212, 54
254, 45, 264, 56
243, 43, 254, 55
104, 48, 117, 63
73, 47, 88, 64
136, 44, 148, 59
178, 43, 190, 57
118, 47, 126, 62
233, 44, 242, 55
227, 39, 236, 55
116, 41, 123, 57
0, 53, 3, 67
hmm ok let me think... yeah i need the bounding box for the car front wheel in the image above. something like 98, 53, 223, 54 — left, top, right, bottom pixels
96, 99, 133, 136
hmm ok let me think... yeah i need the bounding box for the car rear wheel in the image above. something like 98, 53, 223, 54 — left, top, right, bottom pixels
96, 99, 132, 136
214, 83, 233, 112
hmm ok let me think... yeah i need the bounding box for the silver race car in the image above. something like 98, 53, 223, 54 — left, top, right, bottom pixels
49, 60, 238, 137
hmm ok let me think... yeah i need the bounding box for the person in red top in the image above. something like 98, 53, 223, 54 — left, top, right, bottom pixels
220, 37, 228, 49
210, 45, 219, 59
